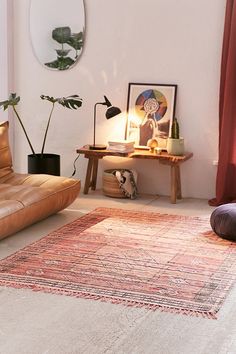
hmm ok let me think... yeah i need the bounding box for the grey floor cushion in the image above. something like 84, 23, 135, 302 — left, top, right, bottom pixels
210, 203, 236, 241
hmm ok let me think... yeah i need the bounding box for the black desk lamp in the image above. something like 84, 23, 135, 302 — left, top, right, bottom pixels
89, 95, 121, 150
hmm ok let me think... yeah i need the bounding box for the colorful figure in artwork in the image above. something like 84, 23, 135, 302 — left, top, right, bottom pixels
139, 98, 159, 146
135, 89, 169, 146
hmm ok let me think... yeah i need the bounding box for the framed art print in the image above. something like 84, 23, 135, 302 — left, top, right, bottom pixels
126, 83, 177, 148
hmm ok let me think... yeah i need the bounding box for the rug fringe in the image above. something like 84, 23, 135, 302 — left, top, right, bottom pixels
0, 280, 217, 319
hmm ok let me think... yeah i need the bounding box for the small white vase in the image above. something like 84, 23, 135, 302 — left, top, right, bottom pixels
167, 138, 185, 156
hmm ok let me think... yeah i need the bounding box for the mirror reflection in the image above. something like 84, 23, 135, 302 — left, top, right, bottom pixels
30, 0, 85, 70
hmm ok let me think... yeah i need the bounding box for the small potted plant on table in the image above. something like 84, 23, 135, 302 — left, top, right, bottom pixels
167, 117, 185, 156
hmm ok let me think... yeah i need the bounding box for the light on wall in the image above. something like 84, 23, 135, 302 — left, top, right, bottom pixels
89, 96, 121, 150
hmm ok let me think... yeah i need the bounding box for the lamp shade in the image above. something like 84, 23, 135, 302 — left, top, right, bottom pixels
106, 106, 121, 119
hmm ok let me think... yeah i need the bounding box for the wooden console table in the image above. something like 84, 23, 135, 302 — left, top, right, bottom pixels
76, 145, 193, 204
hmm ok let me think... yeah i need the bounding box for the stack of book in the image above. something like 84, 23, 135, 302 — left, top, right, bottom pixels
107, 140, 135, 153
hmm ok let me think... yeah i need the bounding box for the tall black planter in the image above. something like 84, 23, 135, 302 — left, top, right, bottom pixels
28, 153, 60, 176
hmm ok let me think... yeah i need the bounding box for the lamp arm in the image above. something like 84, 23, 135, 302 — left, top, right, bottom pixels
93, 103, 96, 146
92, 97, 118, 147
93, 102, 100, 146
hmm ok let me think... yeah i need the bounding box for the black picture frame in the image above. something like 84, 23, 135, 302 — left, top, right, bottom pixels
126, 82, 177, 148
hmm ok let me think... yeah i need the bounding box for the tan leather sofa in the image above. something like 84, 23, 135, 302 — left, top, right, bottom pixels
0, 121, 81, 240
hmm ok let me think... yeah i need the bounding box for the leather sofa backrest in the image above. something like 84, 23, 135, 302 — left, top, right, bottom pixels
0, 121, 13, 178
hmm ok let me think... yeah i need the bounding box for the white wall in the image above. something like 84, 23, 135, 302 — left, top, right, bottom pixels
0, 0, 8, 102
0, 0, 13, 126
12, 0, 226, 199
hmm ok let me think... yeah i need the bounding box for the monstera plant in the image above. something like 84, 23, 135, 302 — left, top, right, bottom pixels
0, 93, 82, 175
45, 26, 84, 70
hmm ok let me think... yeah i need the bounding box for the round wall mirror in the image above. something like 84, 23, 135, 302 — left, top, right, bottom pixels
30, 0, 85, 71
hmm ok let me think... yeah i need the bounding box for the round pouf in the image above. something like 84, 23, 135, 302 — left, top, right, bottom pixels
210, 203, 236, 241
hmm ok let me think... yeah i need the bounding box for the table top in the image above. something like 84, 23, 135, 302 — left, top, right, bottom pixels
77, 145, 193, 163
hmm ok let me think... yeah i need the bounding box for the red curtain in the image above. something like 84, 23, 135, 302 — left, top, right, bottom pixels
209, 0, 236, 206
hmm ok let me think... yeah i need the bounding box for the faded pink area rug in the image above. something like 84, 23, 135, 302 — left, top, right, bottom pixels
0, 207, 236, 319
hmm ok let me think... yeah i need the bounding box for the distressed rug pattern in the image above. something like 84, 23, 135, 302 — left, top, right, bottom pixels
0, 207, 236, 319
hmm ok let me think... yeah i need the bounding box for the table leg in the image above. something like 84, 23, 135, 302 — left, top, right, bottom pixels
91, 158, 98, 190
170, 165, 178, 204
176, 165, 182, 199
83, 158, 94, 194
83, 157, 101, 194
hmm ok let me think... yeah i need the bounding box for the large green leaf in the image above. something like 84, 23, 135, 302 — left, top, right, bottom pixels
57, 56, 75, 70
66, 31, 84, 50
0, 93, 35, 154
45, 56, 75, 70
52, 26, 72, 44
0, 93, 20, 110
40, 94, 82, 109
45, 59, 60, 69
56, 49, 71, 57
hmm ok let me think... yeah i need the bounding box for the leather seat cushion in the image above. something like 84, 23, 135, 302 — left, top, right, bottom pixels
0, 173, 81, 240
0, 121, 81, 240
210, 203, 236, 241
0, 200, 23, 219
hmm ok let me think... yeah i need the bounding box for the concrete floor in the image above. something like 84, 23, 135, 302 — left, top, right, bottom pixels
0, 191, 236, 354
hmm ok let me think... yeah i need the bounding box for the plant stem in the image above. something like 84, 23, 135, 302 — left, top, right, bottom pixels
41, 102, 55, 156
13, 106, 35, 155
